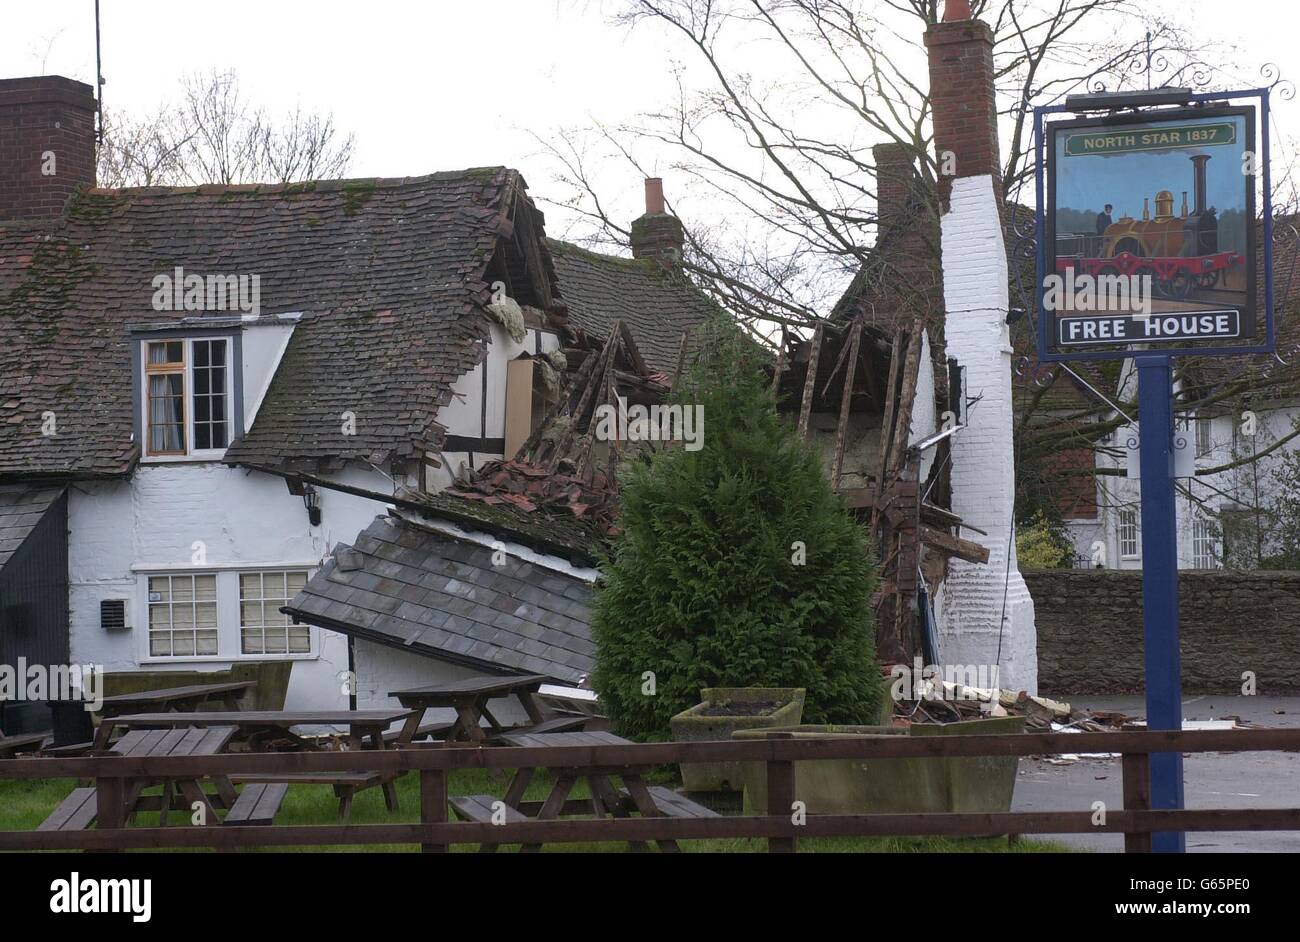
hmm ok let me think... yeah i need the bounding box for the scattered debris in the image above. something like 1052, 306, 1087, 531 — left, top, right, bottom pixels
441, 320, 671, 537
890, 677, 1088, 730
444, 458, 618, 532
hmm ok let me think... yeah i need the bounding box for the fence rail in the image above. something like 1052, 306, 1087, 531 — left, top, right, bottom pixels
2, 728, 1298, 853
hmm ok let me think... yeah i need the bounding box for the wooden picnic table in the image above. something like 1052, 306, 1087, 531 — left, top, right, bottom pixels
96, 681, 257, 717
40, 725, 242, 833
113, 726, 240, 826
450, 730, 718, 852
94, 709, 417, 818
94, 709, 414, 748
390, 674, 551, 744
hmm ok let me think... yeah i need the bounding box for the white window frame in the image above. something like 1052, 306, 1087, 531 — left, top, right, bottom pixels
239, 569, 312, 656
1191, 517, 1218, 569
1195, 415, 1213, 458
140, 336, 233, 462
145, 572, 220, 658
134, 564, 319, 664
1118, 508, 1140, 559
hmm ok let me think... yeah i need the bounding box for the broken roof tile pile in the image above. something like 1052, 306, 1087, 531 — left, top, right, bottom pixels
0, 168, 533, 480
283, 513, 595, 684
444, 459, 618, 533
440, 317, 670, 539
547, 238, 722, 374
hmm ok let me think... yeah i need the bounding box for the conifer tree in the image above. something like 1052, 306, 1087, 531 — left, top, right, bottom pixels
592, 324, 881, 739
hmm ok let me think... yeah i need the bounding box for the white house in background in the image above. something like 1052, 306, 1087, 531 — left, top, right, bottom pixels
0, 75, 717, 733
1066, 354, 1300, 571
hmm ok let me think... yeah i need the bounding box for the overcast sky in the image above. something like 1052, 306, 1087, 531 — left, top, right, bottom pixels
4, 0, 1296, 243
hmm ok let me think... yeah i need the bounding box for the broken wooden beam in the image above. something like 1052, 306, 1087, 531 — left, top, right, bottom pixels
797, 323, 823, 440
918, 525, 991, 564
885, 319, 925, 477
920, 501, 988, 536
873, 330, 904, 507
830, 317, 863, 489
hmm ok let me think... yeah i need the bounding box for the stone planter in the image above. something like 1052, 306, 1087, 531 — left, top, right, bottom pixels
670, 687, 806, 792
737, 715, 1024, 814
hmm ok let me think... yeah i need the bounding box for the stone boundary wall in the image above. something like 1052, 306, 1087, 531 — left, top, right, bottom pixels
1024, 569, 1300, 694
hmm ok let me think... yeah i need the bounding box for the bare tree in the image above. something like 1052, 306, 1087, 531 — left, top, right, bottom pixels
541, 1, 1210, 336
541, 0, 1300, 533
97, 70, 354, 188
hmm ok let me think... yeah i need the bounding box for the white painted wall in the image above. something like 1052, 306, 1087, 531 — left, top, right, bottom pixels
67, 462, 397, 710
428, 324, 561, 488
241, 315, 298, 429
353, 640, 532, 731
932, 174, 1038, 693
69, 316, 575, 717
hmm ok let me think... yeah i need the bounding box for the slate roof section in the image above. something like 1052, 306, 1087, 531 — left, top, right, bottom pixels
0, 485, 64, 571
547, 239, 722, 374
283, 513, 595, 684
0, 168, 528, 479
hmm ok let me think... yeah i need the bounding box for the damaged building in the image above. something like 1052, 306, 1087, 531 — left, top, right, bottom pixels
771, 3, 1039, 691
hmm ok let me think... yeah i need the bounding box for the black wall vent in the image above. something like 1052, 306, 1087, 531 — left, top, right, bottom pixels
100, 598, 129, 631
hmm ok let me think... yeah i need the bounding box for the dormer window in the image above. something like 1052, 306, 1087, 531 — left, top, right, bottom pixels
141, 336, 234, 458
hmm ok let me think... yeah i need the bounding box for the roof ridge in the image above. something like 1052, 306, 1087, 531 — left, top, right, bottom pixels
545, 237, 670, 274
83, 166, 513, 199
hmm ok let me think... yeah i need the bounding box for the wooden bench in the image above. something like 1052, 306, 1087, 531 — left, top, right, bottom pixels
621, 785, 719, 819
38, 740, 97, 757
449, 793, 530, 853
38, 787, 98, 831
231, 771, 391, 820
514, 714, 589, 736
485, 714, 589, 743
382, 720, 455, 745
0, 731, 50, 758
225, 783, 288, 826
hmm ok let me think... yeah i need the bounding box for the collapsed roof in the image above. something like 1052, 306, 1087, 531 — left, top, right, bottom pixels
283, 511, 596, 685
0, 171, 724, 483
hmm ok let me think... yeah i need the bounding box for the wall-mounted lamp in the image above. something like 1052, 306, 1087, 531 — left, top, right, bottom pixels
302, 484, 322, 527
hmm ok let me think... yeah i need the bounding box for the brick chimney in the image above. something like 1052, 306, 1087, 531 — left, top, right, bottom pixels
873, 143, 919, 231
0, 76, 98, 222
924, 0, 1000, 205
630, 177, 684, 269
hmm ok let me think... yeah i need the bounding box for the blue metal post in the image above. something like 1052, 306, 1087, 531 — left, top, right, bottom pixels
1135, 354, 1186, 853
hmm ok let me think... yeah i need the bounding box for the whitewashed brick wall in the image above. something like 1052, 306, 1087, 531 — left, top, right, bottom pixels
932, 175, 1039, 692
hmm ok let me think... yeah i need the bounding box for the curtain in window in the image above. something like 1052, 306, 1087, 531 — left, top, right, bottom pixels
148, 373, 185, 452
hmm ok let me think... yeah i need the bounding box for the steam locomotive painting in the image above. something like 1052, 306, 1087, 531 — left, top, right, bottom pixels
1046, 106, 1256, 337
1055, 152, 1242, 300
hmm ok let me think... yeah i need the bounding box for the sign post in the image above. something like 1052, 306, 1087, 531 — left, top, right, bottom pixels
1134, 354, 1186, 854
1035, 87, 1275, 855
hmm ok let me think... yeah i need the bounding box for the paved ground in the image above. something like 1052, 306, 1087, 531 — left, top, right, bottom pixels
1011, 694, 1300, 852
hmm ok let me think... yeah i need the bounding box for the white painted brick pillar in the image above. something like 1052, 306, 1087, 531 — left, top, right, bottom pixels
933, 175, 1038, 693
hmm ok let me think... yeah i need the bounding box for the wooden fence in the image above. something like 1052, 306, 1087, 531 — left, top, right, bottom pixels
2, 728, 1299, 852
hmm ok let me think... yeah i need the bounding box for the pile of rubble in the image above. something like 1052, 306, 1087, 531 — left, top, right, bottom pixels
893, 678, 1254, 763
891, 679, 1129, 731
445, 458, 619, 532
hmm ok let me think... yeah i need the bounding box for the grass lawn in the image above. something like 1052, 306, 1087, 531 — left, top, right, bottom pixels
0, 772, 1069, 853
